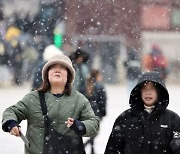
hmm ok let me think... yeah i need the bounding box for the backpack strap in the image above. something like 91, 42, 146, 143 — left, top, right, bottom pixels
38, 91, 48, 116
38, 91, 49, 136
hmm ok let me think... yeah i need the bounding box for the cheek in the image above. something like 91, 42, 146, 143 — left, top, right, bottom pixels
153, 93, 158, 100
141, 92, 145, 99
62, 70, 68, 77
61, 71, 68, 81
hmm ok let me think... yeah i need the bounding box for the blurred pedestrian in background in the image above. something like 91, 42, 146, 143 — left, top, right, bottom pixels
123, 47, 142, 95
69, 49, 90, 95
8, 39, 23, 85
0, 38, 14, 87
104, 71, 180, 154
2, 54, 99, 154
142, 43, 169, 82
84, 69, 107, 154
4, 24, 24, 85
31, 44, 64, 90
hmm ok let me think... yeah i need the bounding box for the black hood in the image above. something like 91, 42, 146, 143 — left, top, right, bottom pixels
129, 71, 169, 112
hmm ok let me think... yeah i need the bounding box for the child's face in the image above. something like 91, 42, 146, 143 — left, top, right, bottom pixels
141, 82, 158, 106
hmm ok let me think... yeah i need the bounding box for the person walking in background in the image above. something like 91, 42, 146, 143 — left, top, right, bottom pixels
4, 25, 23, 85
31, 44, 63, 90
2, 54, 99, 154
123, 47, 142, 95
84, 69, 107, 154
8, 38, 23, 85
69, 49, 90, 95
104, 71, 180, 154
142, 43, 169, 82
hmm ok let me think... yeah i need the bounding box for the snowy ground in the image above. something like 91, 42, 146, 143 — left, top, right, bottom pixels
0, 82, 180, 154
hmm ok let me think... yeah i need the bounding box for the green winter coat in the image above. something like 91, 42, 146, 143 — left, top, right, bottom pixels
2, 89, 99, 154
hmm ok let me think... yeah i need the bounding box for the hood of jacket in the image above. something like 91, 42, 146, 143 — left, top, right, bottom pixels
129, 71, 169, 114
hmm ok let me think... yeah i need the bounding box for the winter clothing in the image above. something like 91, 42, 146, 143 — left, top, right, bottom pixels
123, 48, 142, 94
2, 54, 99, 154
42, 54, 75, 84
2, 90, 99, 154
73, 63, 89, 94
5, 26, 21, 41
84, 69, 107, 154
105, 71, 180, 154
9, 39, 23, 85
142, 44, 168, 81
123, 48, 141, 80
69, 49, 90, 94
84, 82, 106, 154
38, 91, 86, 154
31, 61, 45, 90
86, 82, 107, 119
43, 44, 63, 61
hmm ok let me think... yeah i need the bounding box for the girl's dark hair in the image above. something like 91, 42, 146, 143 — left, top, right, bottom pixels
69, 49, 89, 64
86, 69, 100, 96
38, 66, 73, 96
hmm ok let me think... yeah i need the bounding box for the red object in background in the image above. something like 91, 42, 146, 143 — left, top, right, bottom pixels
141, 5, 170, 30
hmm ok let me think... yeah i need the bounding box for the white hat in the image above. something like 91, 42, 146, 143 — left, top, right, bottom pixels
43, 44, 63, 61
42, 55, 75, 84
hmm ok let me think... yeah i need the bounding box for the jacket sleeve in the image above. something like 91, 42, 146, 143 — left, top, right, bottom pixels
70, 119, 86, 136
170, 112, 180, 153
2, 93, 31, 131
2, 120, 19, 132
77, 94, 99, 137
104, 114, 126, 154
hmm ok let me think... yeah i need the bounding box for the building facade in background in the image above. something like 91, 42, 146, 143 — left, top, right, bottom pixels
2, 0, 180, 53
63, 0, 180, 82
2, 0, 180, 82
140, 0, 180, 82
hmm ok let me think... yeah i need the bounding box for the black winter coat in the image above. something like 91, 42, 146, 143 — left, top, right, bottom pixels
31, 60, 45, 90
123, 48, 141, 80
105, 72, 180, 154
86, 82, 107, 119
